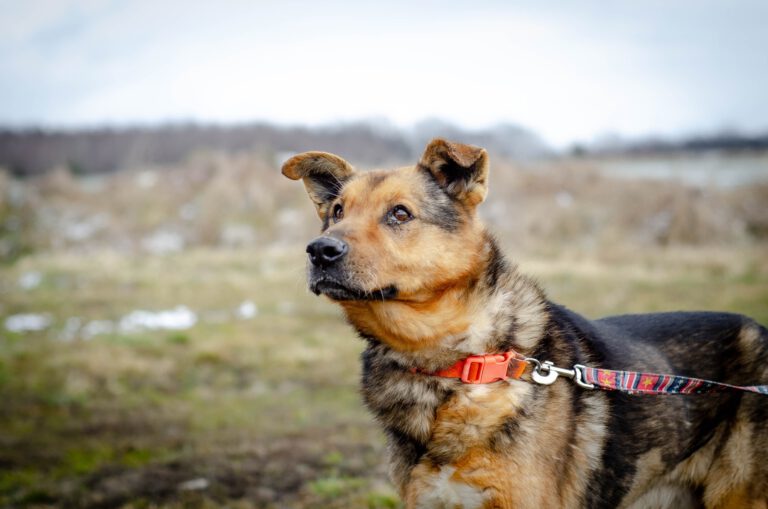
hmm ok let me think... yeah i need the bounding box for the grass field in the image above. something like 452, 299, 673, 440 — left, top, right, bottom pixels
2, 242, 767, 508
1, 150, 766, 507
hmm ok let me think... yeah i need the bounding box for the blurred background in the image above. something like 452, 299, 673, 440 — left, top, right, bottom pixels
1, 1, 767, 507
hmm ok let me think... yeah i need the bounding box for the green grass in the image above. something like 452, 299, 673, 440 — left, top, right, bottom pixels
0, 244, 766, 507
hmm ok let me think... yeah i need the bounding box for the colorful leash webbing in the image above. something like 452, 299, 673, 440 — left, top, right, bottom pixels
581, 366, 768, 395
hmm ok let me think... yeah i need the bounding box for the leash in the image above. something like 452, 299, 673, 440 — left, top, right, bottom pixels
419, 351, 768, 395
528, 358, 768, 395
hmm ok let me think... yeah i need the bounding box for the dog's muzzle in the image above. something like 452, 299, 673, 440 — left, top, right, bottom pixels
305, 236, 397, 301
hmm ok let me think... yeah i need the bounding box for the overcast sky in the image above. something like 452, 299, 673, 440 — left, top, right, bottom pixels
1, 0, 767, 146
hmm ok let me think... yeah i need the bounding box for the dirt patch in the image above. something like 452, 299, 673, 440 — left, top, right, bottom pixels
11, 433, 390, 508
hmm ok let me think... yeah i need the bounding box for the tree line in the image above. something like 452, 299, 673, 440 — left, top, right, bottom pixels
0, 120, 553, 176
1, 120, 765, 176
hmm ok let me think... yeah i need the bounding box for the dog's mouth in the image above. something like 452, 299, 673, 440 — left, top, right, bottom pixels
310, 277, 397, 301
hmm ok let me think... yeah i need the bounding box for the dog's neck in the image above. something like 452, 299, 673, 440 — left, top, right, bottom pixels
340, 232, 549, 369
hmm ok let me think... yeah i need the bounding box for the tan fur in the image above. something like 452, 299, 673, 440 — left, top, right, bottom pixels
331, 167, 489, 350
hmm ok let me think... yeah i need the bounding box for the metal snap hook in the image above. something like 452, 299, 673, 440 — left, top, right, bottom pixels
531, 360, 560, 385
572, 364, 595, 389
524, 357, 542, 371
524, 358, 596, 389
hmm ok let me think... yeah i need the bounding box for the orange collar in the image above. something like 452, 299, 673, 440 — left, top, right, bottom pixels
413, 351, 528, 384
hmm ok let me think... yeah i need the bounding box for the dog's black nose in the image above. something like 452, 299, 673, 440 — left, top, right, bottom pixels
306, 236, 348, 267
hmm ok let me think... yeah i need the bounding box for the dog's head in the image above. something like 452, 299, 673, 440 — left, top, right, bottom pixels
283, 138, 490, 307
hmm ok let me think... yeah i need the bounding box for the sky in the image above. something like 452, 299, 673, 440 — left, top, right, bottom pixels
1, 0, 767, 147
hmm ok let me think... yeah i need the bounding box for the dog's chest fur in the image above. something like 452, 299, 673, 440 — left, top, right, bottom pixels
360, 338, 610, 509
360, 345, 504, 507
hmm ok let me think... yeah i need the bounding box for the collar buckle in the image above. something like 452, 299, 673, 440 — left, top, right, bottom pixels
461, 352, 513, 384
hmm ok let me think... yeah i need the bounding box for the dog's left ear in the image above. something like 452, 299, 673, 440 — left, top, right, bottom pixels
418, 138, 489, 207
282, 151, 356, 219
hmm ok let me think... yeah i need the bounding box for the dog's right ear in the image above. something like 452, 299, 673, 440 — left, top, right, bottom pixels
281, 152, 356, 219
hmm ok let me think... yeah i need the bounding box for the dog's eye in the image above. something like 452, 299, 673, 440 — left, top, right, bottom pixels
388, 205, 412, 225
332, 204, 344, 222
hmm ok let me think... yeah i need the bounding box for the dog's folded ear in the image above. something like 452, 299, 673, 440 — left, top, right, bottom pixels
282, 152, 356, 218
418, 138, 489, 206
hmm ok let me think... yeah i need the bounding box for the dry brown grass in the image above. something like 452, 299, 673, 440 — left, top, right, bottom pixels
2, 150, 767, 262
486, 157, 768, 249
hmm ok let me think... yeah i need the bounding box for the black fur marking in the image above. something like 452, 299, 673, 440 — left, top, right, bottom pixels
386, 426, 427, 466
367, 172, 388, 189
495, 316, 520, 358
418, 170, 462, 232
418, 155, 482, 201
488, 405, 528, 454
321, 206, 333, 231
437, 161, 473, 186
310, 172, 346, 203
309, 272, 397, 301
416, 162, 431, 174
484, 237, 508, 291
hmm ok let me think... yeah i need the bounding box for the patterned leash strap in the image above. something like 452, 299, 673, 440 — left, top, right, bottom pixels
580, 366, 768, 395
526, 359, 768, 395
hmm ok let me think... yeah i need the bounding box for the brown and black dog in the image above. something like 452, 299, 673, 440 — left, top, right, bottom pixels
282, 138, 768, 509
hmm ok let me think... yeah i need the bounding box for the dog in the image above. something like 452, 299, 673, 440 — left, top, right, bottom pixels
281, 138, 768, 508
